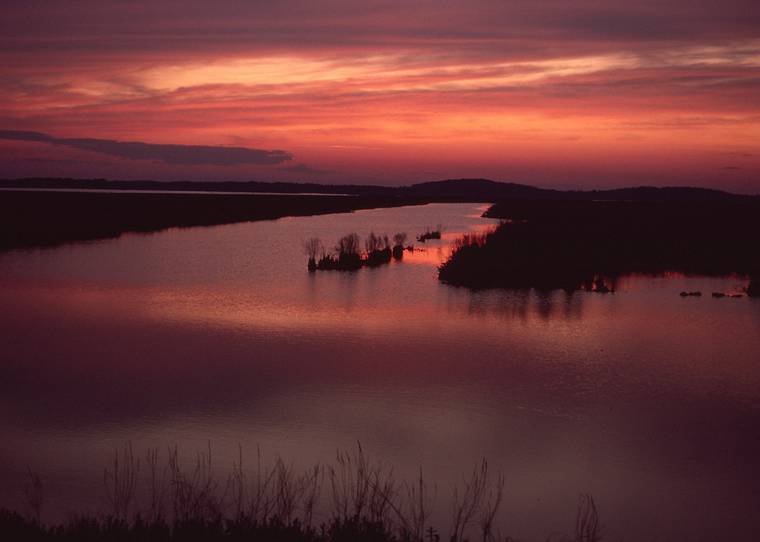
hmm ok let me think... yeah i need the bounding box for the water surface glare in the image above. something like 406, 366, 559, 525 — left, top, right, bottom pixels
1, 203, 759, 541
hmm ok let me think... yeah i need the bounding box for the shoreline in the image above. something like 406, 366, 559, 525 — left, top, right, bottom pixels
0, 190, 424, 252
439, 199, 760, 291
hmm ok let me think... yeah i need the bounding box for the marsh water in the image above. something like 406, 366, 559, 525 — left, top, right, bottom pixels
1, 202, 759, 541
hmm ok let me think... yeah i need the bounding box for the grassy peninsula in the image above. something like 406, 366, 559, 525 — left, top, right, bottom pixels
0, 191, 419, 251
439, 199, 760, 292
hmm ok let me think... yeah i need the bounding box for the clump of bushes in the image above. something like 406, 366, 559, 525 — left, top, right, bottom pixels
303, 238, 325, 272
392, 233, 408, 260
304, 232, 412, 271
364, 232, 392, 267
416, 225, 442, 243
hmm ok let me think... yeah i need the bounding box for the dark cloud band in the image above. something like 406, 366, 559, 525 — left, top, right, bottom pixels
278, 163, 330, 175
0, 130, 292, 166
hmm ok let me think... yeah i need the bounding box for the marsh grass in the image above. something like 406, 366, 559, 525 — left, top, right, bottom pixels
4, 443, 600, 542
23, 467, 44, 526
441, 199, 760, 291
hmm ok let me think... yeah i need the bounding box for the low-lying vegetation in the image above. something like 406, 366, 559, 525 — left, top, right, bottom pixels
440, 199, 760, 292
748, 279, 760, 297
2, 443, 601, 542
0, 191, 420, 251
416, 226, 443, 243
304, 232, 413, 272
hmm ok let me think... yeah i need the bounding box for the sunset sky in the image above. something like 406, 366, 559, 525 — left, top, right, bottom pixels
1, 1, 759, 192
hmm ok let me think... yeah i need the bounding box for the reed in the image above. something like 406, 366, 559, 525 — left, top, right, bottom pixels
4, 442, 600, 542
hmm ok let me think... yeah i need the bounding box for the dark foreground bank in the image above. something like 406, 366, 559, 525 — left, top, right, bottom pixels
1, 444, 600, 542
439, 199, 760, 291
0, 508, 598, 542
0, 191, 419, 251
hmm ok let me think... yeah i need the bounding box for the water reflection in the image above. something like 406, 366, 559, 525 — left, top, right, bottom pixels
458, 289, 586, 322
1, 203, 760, 541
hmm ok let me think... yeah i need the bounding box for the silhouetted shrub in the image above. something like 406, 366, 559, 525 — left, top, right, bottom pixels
311, 232, 398, 271
391, 233, 407, 259
416, 226, 442, 243
304, 238, 325, 272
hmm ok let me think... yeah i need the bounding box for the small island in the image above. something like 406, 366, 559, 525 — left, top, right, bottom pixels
417, 225, 442, 242
304, 232, 412, 271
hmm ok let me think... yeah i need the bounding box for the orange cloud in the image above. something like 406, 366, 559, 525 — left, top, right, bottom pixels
1, 2, 758, 191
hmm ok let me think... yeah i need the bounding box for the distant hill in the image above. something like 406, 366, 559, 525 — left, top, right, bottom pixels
1, 177, 755, 202
404, 178, 554, 199
573, 185, 748, 202
404, 179, 750, 201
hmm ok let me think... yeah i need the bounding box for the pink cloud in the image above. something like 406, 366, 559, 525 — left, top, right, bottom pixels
1, 1, 759, 192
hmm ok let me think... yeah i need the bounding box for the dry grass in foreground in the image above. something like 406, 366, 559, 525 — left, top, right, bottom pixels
3, 443, 600, 542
